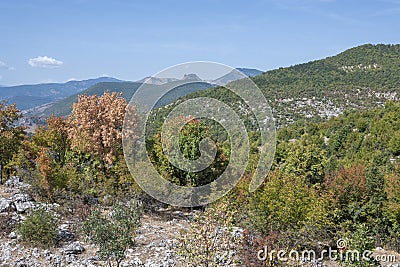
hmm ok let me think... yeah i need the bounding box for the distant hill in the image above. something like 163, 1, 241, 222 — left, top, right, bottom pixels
29, 80, 212, 118
137, 77, 179, 85
213, 68, 263, 85
0, 77, 124, 110
29, 69, 262, 118
164, 44, 400, 127
236, 68, 263, 77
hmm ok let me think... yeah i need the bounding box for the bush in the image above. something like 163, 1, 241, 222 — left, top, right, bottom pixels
249, 171, 329, 235
17, 207, 59, 248
178, 202, 243, 266
81, 202, 142, 267
338, 224, 378, 267
247, 170, 332, 264
282, 137, 327, 185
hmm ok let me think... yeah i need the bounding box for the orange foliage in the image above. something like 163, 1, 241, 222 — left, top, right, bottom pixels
37, 147, 53, 199
324, 164, 367, 205
67, 92, 128, 165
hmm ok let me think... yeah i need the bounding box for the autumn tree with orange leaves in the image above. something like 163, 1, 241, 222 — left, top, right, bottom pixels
67, 92, 128, 168
31, 117, 70, 200
13, 93, 139, 200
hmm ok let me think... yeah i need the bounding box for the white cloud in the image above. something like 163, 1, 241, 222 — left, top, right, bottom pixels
0, 60, 14, 70
28, 56, 63, 68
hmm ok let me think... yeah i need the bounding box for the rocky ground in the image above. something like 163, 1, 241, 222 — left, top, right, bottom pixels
2, 176, 400, 267
0, 176, 190, 267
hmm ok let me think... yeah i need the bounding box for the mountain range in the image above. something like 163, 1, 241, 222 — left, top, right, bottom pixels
0, 68, 263, 116
3, 44, 400, 129
27, 81, 214, 118
0, 77, 123, 110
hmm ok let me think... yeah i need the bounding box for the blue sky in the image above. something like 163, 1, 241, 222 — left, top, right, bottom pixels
0, 0, 399, 85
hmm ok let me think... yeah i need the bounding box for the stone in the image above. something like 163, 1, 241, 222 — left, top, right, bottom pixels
11, 193, 35, 213
0, 198, 13, 212
4, 176, 23, 188
8, 231, 17, 239
172, 210, 184, 217
147, 241, 156, 248
128, 257, 144, 266
163, 250, 175, 267
159, 240, 167, 247
231, 226, 244, 239
64, 242, 85, 255
58, 229, 75, 242
65, 253, 78, 263
11, 193, 33, 203
32, 247, 40, 258
42, 249, 51, 257
59, 223, 70, 231
14, 201, 35, 213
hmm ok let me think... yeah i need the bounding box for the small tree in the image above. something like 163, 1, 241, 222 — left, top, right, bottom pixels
249, 170, 329, 237
365, 166, 386, 238
26, 116, 70, 200
81, 202, 142, 267
282, 136, 327, 185
149, 117, 228, 187
0, 100, 25, 183
388, 132, 400, 156
17, 207, 59, 248
66, 92, 140, 198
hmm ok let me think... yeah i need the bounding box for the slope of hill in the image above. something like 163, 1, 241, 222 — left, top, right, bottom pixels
31, 81, 212, 118
173, 44, 400, 127
213, 68, 262, 85
26, 68, 264, 118
0, 77, 124, 110
236, 68, 263, 77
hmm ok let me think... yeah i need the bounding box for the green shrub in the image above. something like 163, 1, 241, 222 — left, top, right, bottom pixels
249, 171, 330, 235
339, 224, 378, 267
282, 137, 327, 185
247, 170, 332, 263
81, 202, 142, 267
17, 207, 59, 248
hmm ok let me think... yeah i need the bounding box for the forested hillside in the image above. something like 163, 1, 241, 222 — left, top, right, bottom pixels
181, 44, 400, 127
